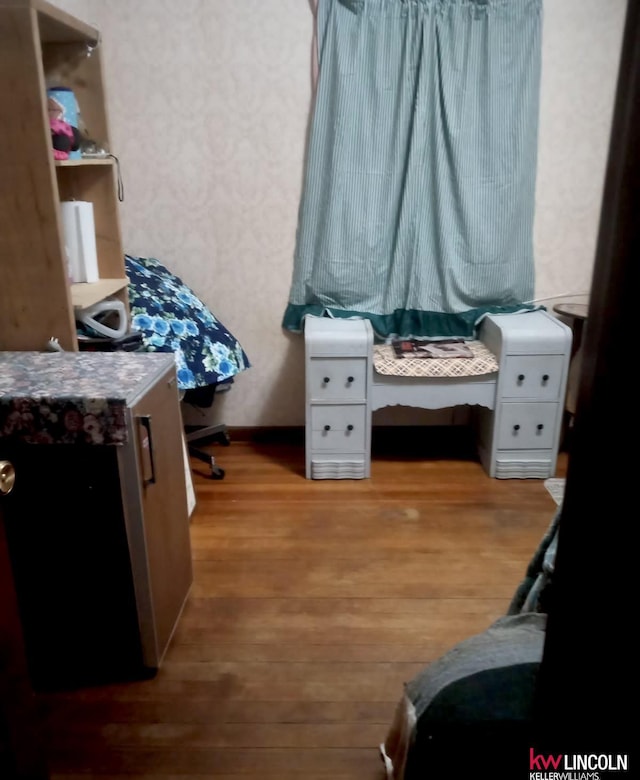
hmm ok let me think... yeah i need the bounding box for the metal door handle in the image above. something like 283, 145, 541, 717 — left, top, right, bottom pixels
138, 416, 157, 486
0, 460, 16, 496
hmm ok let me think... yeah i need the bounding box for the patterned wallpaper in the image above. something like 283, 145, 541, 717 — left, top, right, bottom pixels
534, 0, 627, 307
51, 0, 626, 427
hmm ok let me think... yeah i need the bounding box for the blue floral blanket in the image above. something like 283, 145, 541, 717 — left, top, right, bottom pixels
125, 255, 250, 391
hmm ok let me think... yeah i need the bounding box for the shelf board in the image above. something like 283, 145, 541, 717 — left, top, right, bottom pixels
55, 157, 114, 167
34, 0, 99, 44
71, 278, 129, 310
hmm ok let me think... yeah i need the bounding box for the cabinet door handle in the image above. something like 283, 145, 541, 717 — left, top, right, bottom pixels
517, 374, 525, 382
513, 424, 521, 431
537, 424, 544, 431
347, 424, 354, 431
347, 376, 354, 383
323, 377, 330, 383
324, 424, 331, 431
138, 415, 157, 486
542, 374, 550, 382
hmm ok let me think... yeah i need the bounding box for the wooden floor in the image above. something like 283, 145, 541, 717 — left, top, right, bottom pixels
40, 428, 566, 779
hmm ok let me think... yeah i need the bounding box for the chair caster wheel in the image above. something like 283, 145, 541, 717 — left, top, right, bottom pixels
210, 465, 225, 480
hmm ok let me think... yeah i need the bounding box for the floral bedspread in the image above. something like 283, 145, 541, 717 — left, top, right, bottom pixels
125, 255, 250, 391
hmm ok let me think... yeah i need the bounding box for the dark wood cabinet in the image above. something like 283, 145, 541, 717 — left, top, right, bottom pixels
0, 352, 193, 692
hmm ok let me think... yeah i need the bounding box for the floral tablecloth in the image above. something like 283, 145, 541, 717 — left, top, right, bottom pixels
0, 351, 174, 445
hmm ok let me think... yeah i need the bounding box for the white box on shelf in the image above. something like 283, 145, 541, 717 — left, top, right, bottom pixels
60, 200, 99, 283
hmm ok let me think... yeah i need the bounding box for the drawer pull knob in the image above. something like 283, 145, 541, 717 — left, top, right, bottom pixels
347, 376, 354, 383
517, 374, 525, 382
542, 374, 550, 382
537, 424, 544, 431
324, 424, 331, 431
347, 424, 354, 431
513, 424, 521, 431
323, 377, 330, 383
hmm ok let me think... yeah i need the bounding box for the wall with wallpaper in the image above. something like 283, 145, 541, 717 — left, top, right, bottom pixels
53, 0, 627, 427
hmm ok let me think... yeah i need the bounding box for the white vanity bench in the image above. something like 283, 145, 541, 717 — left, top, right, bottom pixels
304, 310, 571, 480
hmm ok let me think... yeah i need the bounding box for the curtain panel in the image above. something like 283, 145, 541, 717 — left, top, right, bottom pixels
283, 0, 543, 340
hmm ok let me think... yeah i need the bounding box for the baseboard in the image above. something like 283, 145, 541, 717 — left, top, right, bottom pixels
227, 424, 475, 455
225, 426, 305, 444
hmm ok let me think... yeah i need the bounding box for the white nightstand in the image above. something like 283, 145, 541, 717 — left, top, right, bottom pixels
475, 311, 572, 478
304, 316, 373, 479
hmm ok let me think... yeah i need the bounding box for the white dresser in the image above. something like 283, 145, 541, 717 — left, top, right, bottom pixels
304, 311, 571, 480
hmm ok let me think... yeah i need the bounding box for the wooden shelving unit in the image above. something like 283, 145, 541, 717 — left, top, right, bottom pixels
0, 0, 127, 351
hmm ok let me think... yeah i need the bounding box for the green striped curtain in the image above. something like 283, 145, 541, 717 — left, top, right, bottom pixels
283, 0, 543, 340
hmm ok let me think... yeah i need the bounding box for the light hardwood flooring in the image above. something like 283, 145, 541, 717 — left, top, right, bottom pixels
42, 428, 566, 779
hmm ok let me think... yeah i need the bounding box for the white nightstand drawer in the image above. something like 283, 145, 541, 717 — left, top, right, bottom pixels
501, 355, 564, 400
305, 316, 371, 356
497, 403, 559, 450
310, 405, 366, 451
308, 358, 367, 401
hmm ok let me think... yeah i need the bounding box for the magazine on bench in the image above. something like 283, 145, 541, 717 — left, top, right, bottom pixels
391, 338, 474, 359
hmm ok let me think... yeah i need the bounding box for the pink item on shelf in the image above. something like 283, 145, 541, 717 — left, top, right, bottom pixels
47, 94, 80, 160
49, 117, 76, 160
